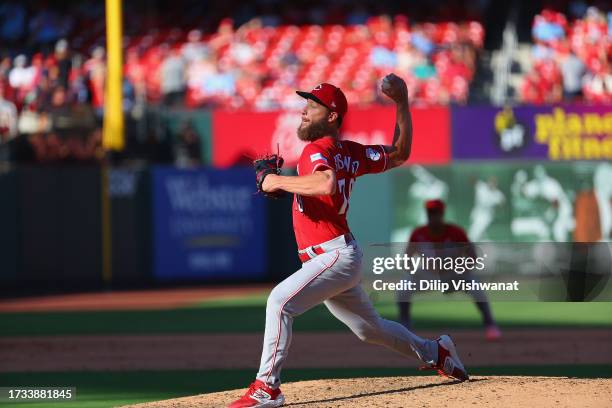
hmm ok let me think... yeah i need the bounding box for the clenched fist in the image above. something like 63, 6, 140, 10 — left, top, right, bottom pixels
381, 73, 408, 104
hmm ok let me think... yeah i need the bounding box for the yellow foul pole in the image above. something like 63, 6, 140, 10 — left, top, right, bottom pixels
103, 0, 124, 150
102, 0, 123, 285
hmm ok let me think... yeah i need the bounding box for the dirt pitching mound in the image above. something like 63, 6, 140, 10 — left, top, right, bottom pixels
121, 376, 612, 408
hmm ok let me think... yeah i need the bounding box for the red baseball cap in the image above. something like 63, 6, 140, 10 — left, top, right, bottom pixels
296, 83, 348, 119
425, 199, 445, 212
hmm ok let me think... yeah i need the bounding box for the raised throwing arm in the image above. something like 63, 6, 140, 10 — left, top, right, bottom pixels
381, 73, 413, 169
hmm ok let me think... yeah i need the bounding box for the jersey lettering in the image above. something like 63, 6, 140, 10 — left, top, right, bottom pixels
334, 153, 360, 175
337, 177, 355, 215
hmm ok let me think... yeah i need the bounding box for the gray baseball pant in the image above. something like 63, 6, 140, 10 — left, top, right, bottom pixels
256, 238, 438, 388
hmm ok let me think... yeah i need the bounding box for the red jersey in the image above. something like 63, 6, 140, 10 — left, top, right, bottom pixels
293, 136, 389, 250
407, 224, 473, 260
409, 224, 469, 243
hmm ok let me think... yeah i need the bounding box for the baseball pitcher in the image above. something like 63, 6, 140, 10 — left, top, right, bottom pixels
229, 74, 469, 408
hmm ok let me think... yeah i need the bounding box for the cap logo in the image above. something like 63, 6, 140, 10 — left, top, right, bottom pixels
313, 84, 323, 90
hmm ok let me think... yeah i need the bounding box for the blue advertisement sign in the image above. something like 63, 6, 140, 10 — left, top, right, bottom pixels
152, 166, 266, 280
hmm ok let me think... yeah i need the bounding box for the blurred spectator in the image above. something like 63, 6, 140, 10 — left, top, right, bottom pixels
124, 48, 147, 104
413, 57, 437, 80
45, 85, 96, 145
181, 30, 209, 63
48, 87, 73, 137
186, 52, 218, 106
83, 47, 105, 113
30, 53, 45, 91
559, 51, 585, 100
411, 29, 435, 56
209, 18, 234, 52
9, 55, 36, 102
205, 70, 236, 102
142, 45, 164, 103
228, 39, 256, 67
531, 43, 555, 61
396, 43, 419, 73
521, 70, 546, 104
35, 74, 54, 110
0, 82, 18, 143
0, 57, 18, 102
370, 46, 397, 68
532, 9, 566, 43
582, 61, 612, 104
123, 77, 136, 112
160, 48, 186, 107
68, 54, 90, 104
18, 100, 50, 135
0, 56, 12, 80
537, 59, 562, 102
54, 39, 72, 89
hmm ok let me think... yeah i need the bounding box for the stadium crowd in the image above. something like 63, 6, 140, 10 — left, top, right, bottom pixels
138, 17, 484, 110
1, 10, 485, 111
0, 0, 609, 163
520, 5, 611, 104
0, 0, 486, 163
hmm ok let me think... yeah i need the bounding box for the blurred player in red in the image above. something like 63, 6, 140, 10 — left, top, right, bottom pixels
398, 199, 502, 341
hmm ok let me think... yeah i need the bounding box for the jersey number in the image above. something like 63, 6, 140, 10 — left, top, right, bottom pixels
337, 178, 355, 215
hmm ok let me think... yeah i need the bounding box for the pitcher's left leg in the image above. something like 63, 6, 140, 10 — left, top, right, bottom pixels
325, 284, 469, 381
324, 285, 437, 364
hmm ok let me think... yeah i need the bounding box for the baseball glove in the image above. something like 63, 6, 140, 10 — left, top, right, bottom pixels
253, 153, 284, 198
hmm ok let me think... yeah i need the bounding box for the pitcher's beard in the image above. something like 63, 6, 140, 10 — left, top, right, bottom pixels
297, 119, 335, 141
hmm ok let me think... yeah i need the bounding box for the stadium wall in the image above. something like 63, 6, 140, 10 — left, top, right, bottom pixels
0, 103, 610, 291
0, 170, 18, 285
16, 166, 103, 290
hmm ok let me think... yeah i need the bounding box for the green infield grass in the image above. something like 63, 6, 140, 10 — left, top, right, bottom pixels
0, 295, 611, 336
